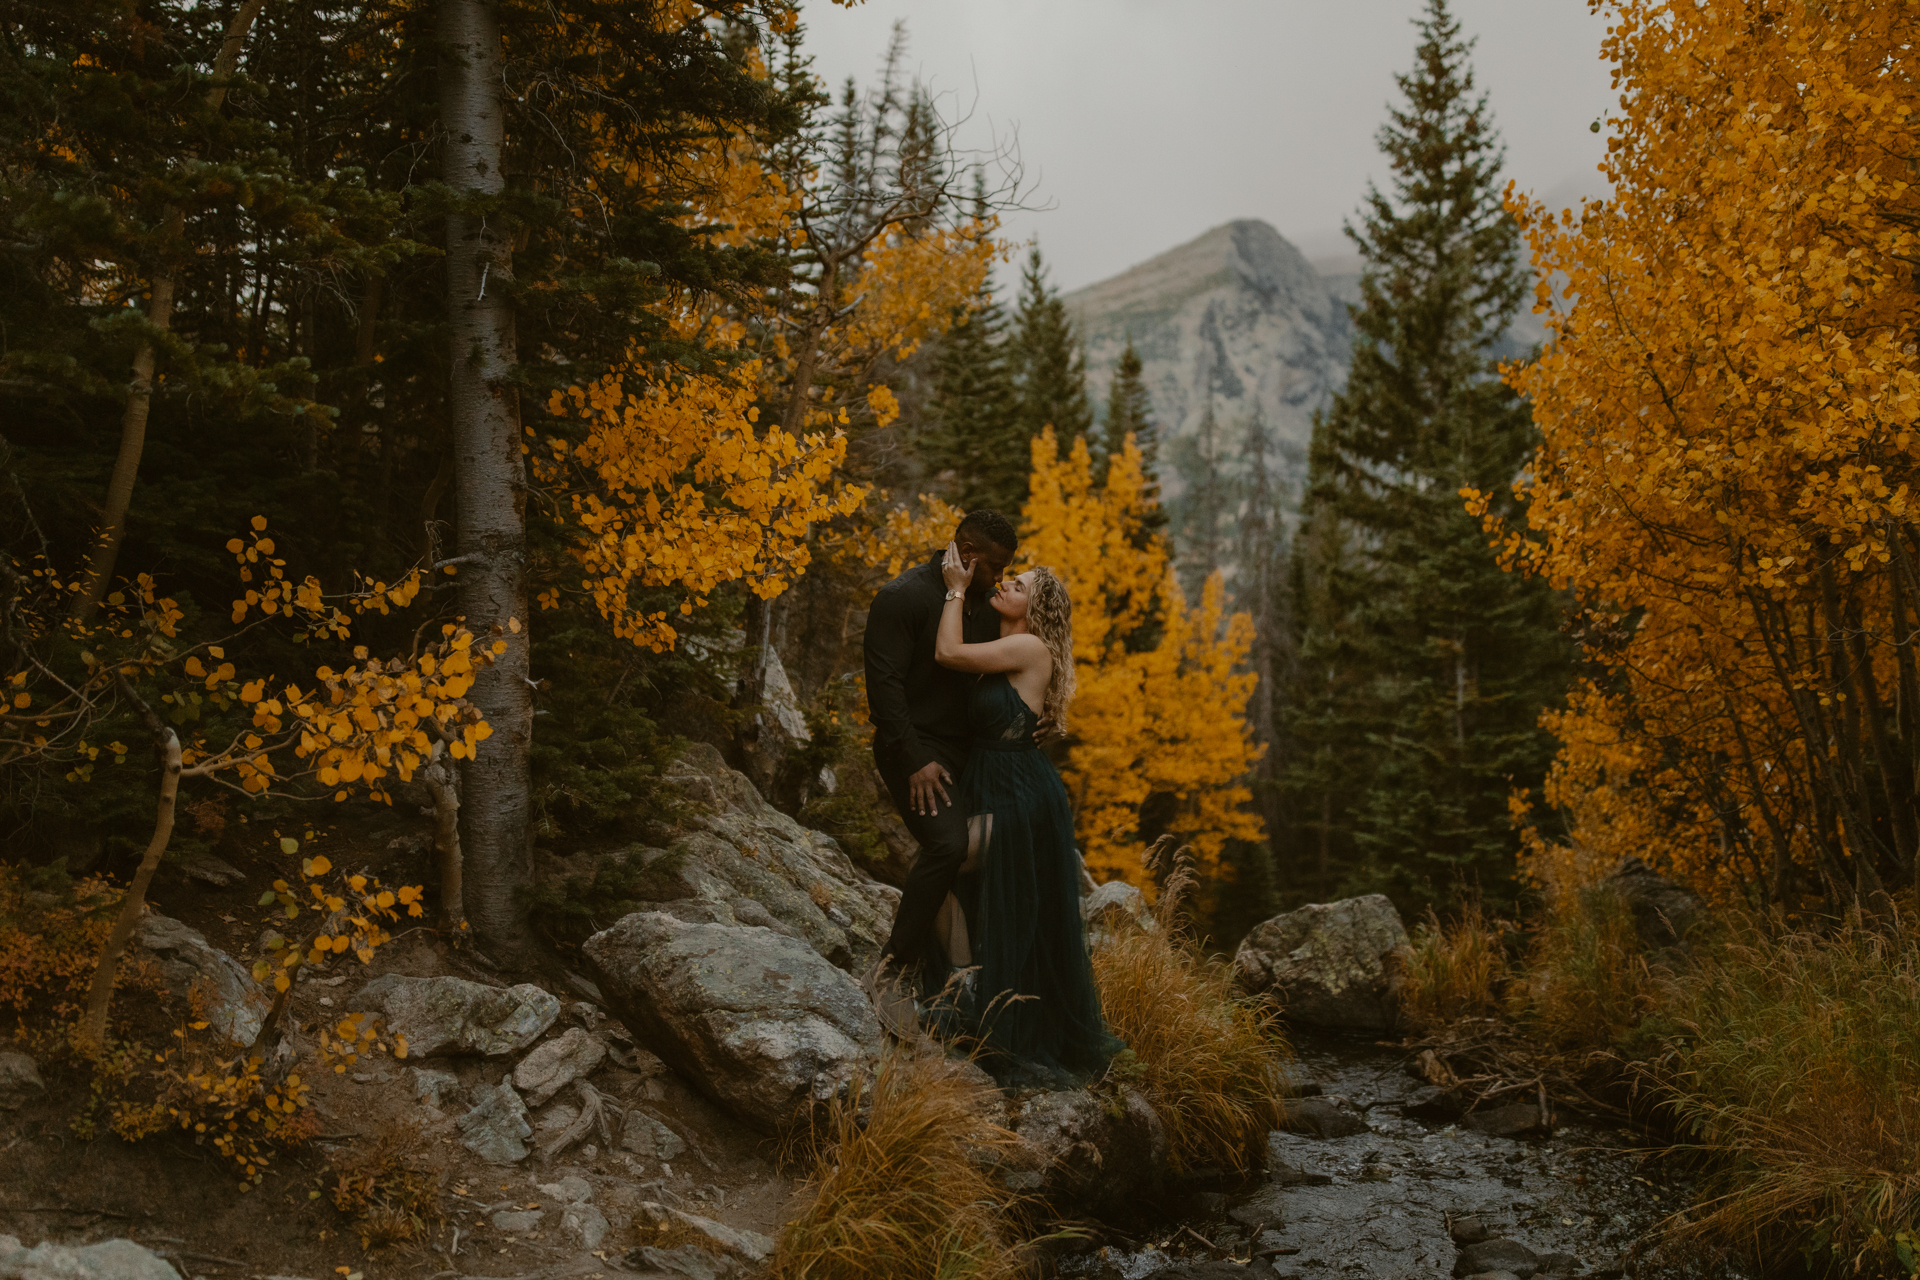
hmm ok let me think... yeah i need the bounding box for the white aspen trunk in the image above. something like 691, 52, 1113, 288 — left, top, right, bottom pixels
441, 0, 532, 957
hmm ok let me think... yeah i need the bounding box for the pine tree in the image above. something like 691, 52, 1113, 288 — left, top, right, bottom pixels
1285, 0, 1571, 911
1010, 245, 1093, 451
1100, 341, 1166, 533
924, 264, 1021, 513
1171, 391, 1228, 602
1212, 407, 1287, 940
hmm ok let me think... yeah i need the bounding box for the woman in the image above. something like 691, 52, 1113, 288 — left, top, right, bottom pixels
925, 541, 1123, 1086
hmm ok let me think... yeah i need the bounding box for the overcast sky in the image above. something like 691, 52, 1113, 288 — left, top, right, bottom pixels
802, 1, 1617, 292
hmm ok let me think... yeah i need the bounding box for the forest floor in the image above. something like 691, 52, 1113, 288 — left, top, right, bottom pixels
0, 803, 813, 1279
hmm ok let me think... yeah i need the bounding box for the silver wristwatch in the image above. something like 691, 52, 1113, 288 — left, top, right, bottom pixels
944, 588, 964, 601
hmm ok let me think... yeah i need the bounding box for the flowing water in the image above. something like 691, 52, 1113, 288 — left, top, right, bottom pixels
1061, 1034, 1751, 1280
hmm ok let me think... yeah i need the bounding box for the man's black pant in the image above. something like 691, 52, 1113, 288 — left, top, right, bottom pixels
876, 738, 970, 976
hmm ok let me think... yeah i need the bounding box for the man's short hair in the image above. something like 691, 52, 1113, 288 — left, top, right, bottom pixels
956, 509, 1018, 553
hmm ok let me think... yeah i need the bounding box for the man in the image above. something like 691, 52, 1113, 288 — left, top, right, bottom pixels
861, 509, 1017, 1031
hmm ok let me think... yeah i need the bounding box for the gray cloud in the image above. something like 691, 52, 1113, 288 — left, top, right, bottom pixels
803, 0, 1616, 291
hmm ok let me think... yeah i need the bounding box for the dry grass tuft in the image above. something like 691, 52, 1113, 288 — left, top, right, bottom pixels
772, 1046, 1027, 1280
327, 1116, 442, 1251
1654, 919, 1920, 1276
1089, 836, 1291, 1174
1397, 899, 1508, 1032
1519, 883, 1658, 1050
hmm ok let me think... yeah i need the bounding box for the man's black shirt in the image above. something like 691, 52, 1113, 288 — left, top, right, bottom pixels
862, 553, 1000, 775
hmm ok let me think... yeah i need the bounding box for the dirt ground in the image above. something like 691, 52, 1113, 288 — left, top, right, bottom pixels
0, 803, 813, 1279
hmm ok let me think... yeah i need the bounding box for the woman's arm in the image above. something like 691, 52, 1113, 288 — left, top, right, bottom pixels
934, 542, 1047, 673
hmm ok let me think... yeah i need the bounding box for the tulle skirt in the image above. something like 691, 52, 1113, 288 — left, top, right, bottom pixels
922, 740, 1124, 1088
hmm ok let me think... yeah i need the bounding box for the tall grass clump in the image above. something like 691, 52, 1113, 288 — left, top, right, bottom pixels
1520, 882, 1659, 1051
1397, 899, 1508, 1032
772, 1047, 1026, 1280
1655, 920, 1920, 1276
1089, 837, 1291, 1174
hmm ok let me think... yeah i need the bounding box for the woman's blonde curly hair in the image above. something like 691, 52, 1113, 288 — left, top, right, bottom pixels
1025, 566, 1076, 732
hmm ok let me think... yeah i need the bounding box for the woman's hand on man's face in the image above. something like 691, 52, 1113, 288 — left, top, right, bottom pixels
941, 541, 975, 593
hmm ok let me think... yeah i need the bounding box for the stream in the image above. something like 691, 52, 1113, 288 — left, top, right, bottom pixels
1061, 1034, 1751, 1280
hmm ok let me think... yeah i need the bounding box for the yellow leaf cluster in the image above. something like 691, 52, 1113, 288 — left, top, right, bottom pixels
1022, 428, 1265, 888
536, 100, 995, 648
1502, 0, 1920, 903
542, 362, 866, 650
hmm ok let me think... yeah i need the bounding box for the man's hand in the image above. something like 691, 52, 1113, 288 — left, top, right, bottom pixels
909, 760, 953, 816
1033, 713, 1058, 745
941, 541, 976, 594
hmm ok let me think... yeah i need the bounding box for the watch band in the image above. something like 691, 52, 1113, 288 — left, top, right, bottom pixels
944, 588, 964, 601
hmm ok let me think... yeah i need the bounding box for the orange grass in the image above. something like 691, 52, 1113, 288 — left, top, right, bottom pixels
772, 1047, 1026, 1280
1089, 838, 1291, 1173
1396, 899, 1508, 1032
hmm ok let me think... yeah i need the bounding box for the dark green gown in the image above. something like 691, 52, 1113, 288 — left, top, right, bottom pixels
925, 671, 1124, 1088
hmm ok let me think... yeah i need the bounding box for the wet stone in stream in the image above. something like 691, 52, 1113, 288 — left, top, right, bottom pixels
1060, 1037, 1747, 1280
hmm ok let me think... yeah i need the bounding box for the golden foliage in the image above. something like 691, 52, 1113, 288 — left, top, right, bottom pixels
2, 517, 494, 802
1022, 429, 1264, 886
1488, 0, 1920, 908
0, 866, 133, 1032
537, 113, 995, 653
541, 365, 865, 651
88, 1010, 319, 1183
772, 1047, 1026, 1280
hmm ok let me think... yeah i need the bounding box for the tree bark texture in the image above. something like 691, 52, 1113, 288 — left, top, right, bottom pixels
440, 0, 532, 957
75, 243, 179, 620
80, 712, 181, 1052
423, 752, 468, 932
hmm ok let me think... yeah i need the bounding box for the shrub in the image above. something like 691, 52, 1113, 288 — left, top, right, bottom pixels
1089, 838, 1291, 1173
78, 1007, 319, 1184
328, 1115, 444, 1251
0, 862, 134, 1038
1655, 920, 1920, 1277
1397, 898, 1508, 1032
772, 1047, 1026, 1280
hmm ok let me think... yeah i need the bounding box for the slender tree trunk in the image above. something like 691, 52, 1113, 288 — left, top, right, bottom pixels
74, 259, 180, 619
423, 751, 468, 933
80, 688, 182, 1052
74, 0, 268, 620
441, 0, 532, 958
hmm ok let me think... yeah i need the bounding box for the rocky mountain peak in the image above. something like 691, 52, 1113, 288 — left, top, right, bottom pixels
1066, 219, 1353, 509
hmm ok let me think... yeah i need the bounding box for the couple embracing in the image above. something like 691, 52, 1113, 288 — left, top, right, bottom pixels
861, 509, 1124, 1087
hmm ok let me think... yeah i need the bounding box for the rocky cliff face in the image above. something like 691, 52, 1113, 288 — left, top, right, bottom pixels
1066, 219, 1352, 500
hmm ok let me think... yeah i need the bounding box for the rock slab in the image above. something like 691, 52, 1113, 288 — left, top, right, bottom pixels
634, 1201, 774, 1263
352, 974, 560, 1057
1459, 1102, 1549, 1139
1278, 1096, 1369, 1139
133, 913, 273, 1045
1453, 1238, 1540, 1278
458, 1081, 532, 1163
1607, 857, 1707, 952
1234, 894, 1409, 1030
0, 1054, 44, 1111
633, 744, 903, 971
512, 1025, 606, 1105
584, 910, 882, 1132
0, 1235, 178, 1280
1005, 1087, 1169, 1216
